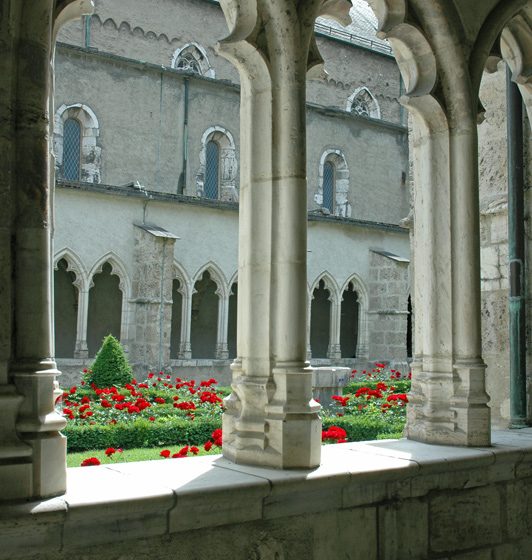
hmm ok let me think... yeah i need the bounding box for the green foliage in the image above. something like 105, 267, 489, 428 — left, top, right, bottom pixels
322, 414, 405, 442
88, 334, 132, 388
64, 416, 220, 452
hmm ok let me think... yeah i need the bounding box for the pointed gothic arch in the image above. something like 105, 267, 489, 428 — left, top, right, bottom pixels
171, 42, 215, 78
346, 86, 381, 119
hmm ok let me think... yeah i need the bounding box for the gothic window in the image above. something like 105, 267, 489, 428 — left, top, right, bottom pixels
196, 126, 238, 201
322, 161, 335, 213
62, 118, 81, 181
204, 140, 220, 199
171, 43, 215, 78
315, 149, 351, 217
176, 52, 201, 74
347, 87, 381, 119
54, 103, 102, 183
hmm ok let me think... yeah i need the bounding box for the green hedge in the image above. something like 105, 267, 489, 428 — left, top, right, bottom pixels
322, 415, 405, 442
64, 417, 221, 452
343, 380, 411, 395
65, 409, 405, 452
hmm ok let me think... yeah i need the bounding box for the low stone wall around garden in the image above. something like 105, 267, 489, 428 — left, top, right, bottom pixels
3, 429, 532, 560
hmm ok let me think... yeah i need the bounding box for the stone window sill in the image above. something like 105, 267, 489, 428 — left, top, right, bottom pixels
3, 429, 532, 557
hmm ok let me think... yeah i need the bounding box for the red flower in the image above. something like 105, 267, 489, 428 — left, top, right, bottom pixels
149, 416, 155, 422
160, 449, 171, 458
80, 457, 101, 467
148, 373, 154, 379
154, 397, 166, 404
105, 447, 116, 457
204, 441, 213, 452
70, 386, 77, 394
331, 395, 349, 406
190, 446, 199, 455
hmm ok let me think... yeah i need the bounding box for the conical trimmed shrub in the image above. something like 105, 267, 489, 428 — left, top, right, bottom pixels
89, 334, 132, 388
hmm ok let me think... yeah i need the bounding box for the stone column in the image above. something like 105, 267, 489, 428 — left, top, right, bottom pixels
74, 287, 89, 359
218, 0, 350, 468
306, 295, 312, 361
328, 295, 342, 360
216, 288, 229, 360
370, 0, 491, 446
0, 0, 92, 501
178, 286, 193, 359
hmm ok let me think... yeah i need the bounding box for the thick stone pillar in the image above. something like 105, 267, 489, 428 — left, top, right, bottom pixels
0, 0, 92, 501
367, 0, 491, 445
218, 0, 350, 468
130, 226, 177, 372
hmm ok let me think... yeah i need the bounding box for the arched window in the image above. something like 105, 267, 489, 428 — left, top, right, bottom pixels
315, 149, 351, 217
346, 87, 381, 119
171, 43, 215, 78
54, 103, 102, 183
62, 118, 81, 181
196, 126, 238, 201
322, 161, 335, 213
176, 51, 201, 73
204, 140, 220, 199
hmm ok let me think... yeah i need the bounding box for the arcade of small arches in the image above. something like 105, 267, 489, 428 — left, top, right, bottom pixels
54, 252, 367, 366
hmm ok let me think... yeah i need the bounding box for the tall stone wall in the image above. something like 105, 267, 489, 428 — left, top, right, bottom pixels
367, 250, 410, 369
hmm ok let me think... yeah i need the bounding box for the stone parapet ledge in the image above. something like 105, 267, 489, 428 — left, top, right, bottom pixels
2, 430, 532, 559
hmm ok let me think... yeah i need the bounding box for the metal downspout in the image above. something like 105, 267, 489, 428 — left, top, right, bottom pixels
507, 67, 527, 428
178, 77, 189, 194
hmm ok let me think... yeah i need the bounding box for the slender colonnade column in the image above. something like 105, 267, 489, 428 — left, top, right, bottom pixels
218, 0, 351, 468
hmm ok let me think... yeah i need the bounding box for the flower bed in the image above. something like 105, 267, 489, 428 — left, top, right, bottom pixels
61, 364, 411, 465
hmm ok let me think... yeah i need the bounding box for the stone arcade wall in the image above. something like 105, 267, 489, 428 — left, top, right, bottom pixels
2, 430, 532, 560
367, 250, 410, 369
478, 62, 532, 428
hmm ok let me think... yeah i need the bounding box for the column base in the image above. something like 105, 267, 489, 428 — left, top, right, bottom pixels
223, 362, 321, 469
10, 360, 67, 499
0, 385, 33, 500
405, 359, 491, 446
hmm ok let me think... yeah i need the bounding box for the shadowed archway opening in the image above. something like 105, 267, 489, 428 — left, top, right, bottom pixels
54, 258, 78, 358
340, 282, 359, 358
87, 262, 122, 357
170, 279, 183, 359
310, 279, 331, 358
191, 271, 219, 358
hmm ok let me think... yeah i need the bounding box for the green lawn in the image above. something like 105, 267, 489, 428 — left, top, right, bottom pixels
67, 445, 221, 467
